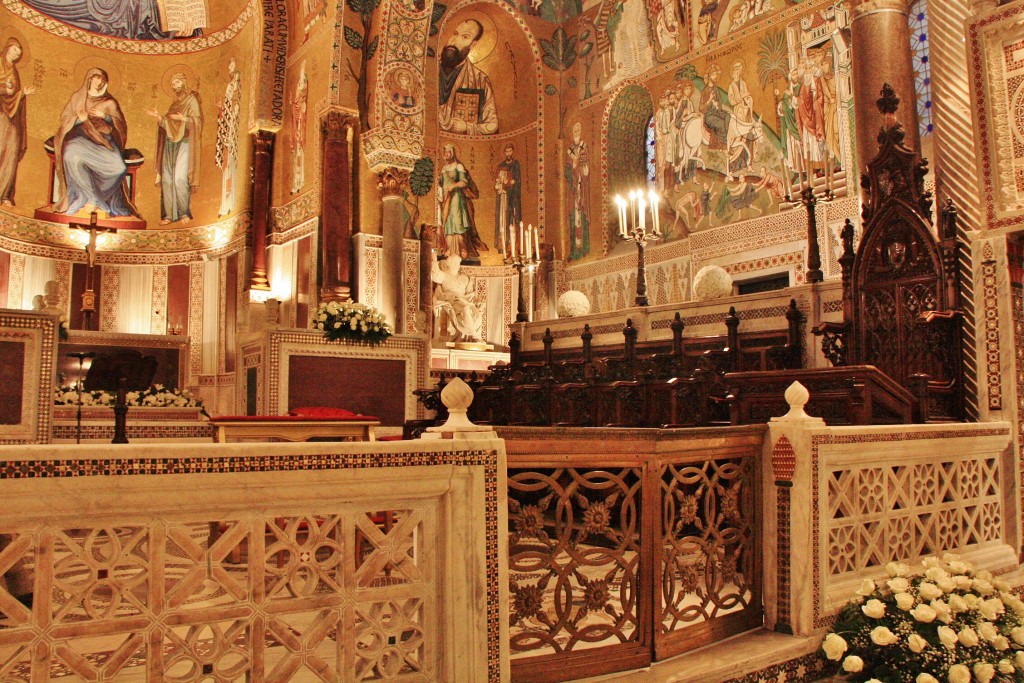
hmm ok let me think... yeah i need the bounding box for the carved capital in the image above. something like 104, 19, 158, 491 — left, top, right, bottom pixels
378, 167, 411, 198
321, 110, 358, 141
849, 0, 912, 20
253, 129, 275, 156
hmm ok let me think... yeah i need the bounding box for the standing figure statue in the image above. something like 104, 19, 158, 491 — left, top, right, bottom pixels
431, 254, 485, 343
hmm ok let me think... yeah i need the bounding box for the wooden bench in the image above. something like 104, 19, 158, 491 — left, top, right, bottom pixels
209, 414, 379, 443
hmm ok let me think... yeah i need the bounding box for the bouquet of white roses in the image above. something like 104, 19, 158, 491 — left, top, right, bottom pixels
54, 383, 204, 411
314, 300, 391, 346
821, 554, 1024, 683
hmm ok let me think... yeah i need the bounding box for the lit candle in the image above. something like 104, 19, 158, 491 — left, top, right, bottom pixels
525, 224, 532, 259
638, 196, 646, 234
648, 189, 660, 236
510, 225, 516, 260
533, 226, 540, 259
615, 196, 627, 237
519, 221, 525, 259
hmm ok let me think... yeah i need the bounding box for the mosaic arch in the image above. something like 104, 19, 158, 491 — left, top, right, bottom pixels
605, 83, 654, 252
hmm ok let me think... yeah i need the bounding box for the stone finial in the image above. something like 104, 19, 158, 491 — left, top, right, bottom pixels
425, 376, 493, 435
770, 381, 824, 423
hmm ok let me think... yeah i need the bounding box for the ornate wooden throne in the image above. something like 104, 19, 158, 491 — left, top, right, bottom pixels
815, 84, 964, 422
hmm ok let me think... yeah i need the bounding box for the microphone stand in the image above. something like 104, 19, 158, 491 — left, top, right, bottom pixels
67, 352, 94, 445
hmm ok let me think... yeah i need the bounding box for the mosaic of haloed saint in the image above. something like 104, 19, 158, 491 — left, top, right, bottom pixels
642, 15, 850, 242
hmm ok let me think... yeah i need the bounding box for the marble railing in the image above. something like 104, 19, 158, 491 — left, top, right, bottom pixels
499, 425, 766, 683
0, 439, 508, 682
764, 390, 1016, 636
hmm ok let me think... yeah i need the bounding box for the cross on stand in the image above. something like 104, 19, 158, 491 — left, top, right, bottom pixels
69, 211, 117, 331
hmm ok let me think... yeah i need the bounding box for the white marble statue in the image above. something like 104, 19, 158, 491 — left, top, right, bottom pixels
431, 254, 484, 343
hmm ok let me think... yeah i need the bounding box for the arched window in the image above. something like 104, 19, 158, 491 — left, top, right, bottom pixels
646, 116, 657, 185
910, 0, 932, 137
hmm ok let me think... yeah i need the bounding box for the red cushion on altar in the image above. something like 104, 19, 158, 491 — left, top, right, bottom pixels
288, 406, 369, 419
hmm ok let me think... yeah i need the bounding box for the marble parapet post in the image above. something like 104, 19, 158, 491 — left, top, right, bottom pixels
319, 111, 359, 302
850, 0, 920, 169
764, 382, 1015, 636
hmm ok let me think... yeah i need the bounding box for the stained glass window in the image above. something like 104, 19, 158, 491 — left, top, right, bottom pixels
910, 0, 932, 137
646, 116, 657, 185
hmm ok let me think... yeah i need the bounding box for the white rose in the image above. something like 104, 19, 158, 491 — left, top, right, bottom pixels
938, 625, 959, 649
937, 577, 956, 593
995, 579, 1011, 592
978, 621, 999, 642
917, 675, 939, 683
980, 598, 1004, 620
908, 633, 928, 653
964, 594, 980, 608
948, 594, 968, 612
856, 578, 877, 596
974, 579, 995, 595
998, 659, 1015, 675
994, 636, 1011, 651
922, 556, 941, 568
870, 626, 898, 646
862, 599, 886, 619
957, 627, 979, 647
887, 561, 910, 577
948, 560, 969, 575
955, 575, 973, 590
1016, 651, 1024, 669
972, 663, 995, 683
333, 321, 341, 329
919, 582, 943, 600
926, 566, 949, 582
911, 603, 938, 623
896, 592, 916, 611
821, 633, 847, 660
947, 663, 970, 683
1011, 627, 1024, 646
888, 577, 910, 593
977, 570, 994, 581
930, 599, 952, 623
842, 655, 864, 673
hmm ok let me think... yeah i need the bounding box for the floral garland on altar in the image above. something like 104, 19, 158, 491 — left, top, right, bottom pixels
54, 384, 205, 411
821, 554, 1024, 683
314, 300, 391, 346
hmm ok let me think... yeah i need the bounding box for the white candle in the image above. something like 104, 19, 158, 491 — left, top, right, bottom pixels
649, 189, 660, 236
638, 196, 646, 234
615, 196, 627, 237
525, 224, 532, 259
534, 227, 540, 258
510, 225, 516, 259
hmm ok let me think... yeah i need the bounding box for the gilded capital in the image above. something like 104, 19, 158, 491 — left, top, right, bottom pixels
378, 168, 411, 198
321, 110, 358, 141
253, 129, 275, 156
849, 0, 913, 20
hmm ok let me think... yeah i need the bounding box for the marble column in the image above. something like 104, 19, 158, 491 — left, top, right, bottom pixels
850, 0, 920, 169
378, 167, 411, 333
249, 130, 274, 292
319, 111, 359, 302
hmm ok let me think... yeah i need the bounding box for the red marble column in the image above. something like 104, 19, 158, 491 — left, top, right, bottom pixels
319, 111, 359, 302
249, 130, 274, 292
850, 0, 920, 170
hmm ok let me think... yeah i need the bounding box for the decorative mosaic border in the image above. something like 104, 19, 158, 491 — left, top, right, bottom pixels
271, 190, 320, 235
721, 651, 827, 683
810, 426, 1013, 628
0, 446, 501, 682
969, 3, 1024, 229
0, 310, 56, 445
982, 241, 1002, 410
51, 424, 215, 441
265, 330, 429, 419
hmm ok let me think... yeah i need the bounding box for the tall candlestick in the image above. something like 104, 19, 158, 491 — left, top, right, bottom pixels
510, 224, 516, 259
649, 190, 660, 236
533, 226, 540, 258
519, 222, 525, 259
638, 197, 646, 233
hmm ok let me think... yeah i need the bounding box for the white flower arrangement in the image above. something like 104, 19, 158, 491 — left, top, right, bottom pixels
821, 554, 1024, 683
313, 299, 391, 346
54, 383, 204, 411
